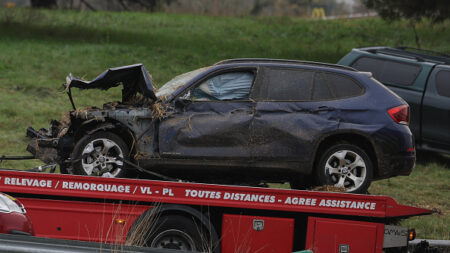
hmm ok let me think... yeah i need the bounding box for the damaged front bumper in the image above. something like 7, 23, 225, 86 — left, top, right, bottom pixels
26, 120, 71, 165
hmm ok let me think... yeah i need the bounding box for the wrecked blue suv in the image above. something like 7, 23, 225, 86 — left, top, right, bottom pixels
27, 59, 415, 193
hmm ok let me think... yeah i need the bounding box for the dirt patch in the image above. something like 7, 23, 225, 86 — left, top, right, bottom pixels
312, 185, 346, 192
134, 151, 151, 160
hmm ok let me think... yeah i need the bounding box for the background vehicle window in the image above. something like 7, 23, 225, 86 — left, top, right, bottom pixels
351, 57, 421, 86
193, 72, 254, 101
436, 70, 450, 98
253, 68, 314, 101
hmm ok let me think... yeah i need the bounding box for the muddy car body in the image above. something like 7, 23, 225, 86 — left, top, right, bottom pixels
27, 59, 415, 193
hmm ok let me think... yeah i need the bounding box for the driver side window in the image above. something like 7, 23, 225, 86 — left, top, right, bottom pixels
193, 71, 254, 101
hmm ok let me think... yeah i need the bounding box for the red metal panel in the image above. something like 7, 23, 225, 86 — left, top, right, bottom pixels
221, 214, 294, 253
0, 170, 432, 218
19, 198, 150, 243
305, 217, 384, 253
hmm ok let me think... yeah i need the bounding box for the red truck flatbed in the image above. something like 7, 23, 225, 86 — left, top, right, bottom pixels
0, 169, 432, 252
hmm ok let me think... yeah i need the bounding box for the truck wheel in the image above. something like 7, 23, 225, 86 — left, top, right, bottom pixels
71, 132, 129, 178
146, 215, 210, 252
316, 143, 373, 193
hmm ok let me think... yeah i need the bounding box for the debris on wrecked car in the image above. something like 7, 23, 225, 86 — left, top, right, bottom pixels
311, 185, 346, 193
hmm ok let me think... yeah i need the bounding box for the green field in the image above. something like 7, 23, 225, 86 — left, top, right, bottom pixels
0, 8, 448, 239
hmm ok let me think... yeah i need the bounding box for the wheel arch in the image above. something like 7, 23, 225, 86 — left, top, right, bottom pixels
313, 131, 380, 178
72, 119, 137, 157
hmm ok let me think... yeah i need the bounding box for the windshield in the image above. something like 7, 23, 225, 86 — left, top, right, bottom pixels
156, 67, 210, 100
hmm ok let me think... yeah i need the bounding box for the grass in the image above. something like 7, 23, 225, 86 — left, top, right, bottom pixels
0, 7, 448, 239
370, 152, 450, 240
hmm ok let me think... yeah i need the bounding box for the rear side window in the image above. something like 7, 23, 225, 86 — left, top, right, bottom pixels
252, 68, 314, 101
436, 70, 450, 98
351, 57, 421, 86
314, 72, 363, 100
251, 67, 363, 101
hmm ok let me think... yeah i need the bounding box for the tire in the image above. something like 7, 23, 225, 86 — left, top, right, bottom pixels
71, 131, 130, 178
144, 215, 211, 252
316, 143, 373, 193
290, 175, 313, 190
59, 164, 69, 174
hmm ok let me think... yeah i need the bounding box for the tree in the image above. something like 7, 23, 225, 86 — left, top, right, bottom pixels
362, 0, 450, 23
362, 0, 450, 48
121, 0, 174, 12
31, 0, 57, 8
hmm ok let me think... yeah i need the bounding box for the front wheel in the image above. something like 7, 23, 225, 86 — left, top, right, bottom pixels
71, 131, 130, 178
316, 143, 373, 193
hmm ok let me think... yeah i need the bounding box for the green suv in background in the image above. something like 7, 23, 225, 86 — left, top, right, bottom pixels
339, 47, 450, 154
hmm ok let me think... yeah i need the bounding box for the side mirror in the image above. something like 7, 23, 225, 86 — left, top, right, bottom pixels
174, 90, 192, 107
174, 97, 192, 108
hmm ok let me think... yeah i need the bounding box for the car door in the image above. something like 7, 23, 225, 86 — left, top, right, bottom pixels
421, 65, 450, 150
158, 68, 257, 159
249, 67, 341, 163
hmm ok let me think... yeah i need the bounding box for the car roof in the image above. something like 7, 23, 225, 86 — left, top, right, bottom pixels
214, 58, 357, 72
356, 46, 450, 65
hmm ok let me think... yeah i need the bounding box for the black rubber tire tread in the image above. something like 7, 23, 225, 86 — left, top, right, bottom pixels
316, 142, 373, 194
59, 165, 69, 174
71, 131, 130, 178
290, 175, 313, 190
146, 214, 211, 252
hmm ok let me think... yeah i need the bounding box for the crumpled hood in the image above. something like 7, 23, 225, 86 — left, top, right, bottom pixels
65, 64, 157, 102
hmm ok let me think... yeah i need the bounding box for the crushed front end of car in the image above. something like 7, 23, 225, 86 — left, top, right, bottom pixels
26, 64, 158, 174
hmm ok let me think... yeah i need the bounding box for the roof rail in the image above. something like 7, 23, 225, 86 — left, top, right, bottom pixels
397, 46, 450, 58
214, 58, 357, 71
363, 47, 450, 65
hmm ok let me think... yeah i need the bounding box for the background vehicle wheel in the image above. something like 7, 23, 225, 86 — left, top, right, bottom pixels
145, 215, 210, 252
316, 143, 373, 193
71, 131, 129, 177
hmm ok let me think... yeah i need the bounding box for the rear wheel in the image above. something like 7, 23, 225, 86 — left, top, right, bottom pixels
71, 132, 129, 177
316, 143, 373, 193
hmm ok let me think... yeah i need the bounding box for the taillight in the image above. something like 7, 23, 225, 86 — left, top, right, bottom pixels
388, 105, 410, 125
408, 229, 416, 241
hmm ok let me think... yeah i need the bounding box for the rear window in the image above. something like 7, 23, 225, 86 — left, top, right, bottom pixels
251, 67, 363, 101
436, 70, 450, 98
351, 57, 421, 86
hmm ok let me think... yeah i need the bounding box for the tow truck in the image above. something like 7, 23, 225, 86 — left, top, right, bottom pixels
0, 166, 432, 253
